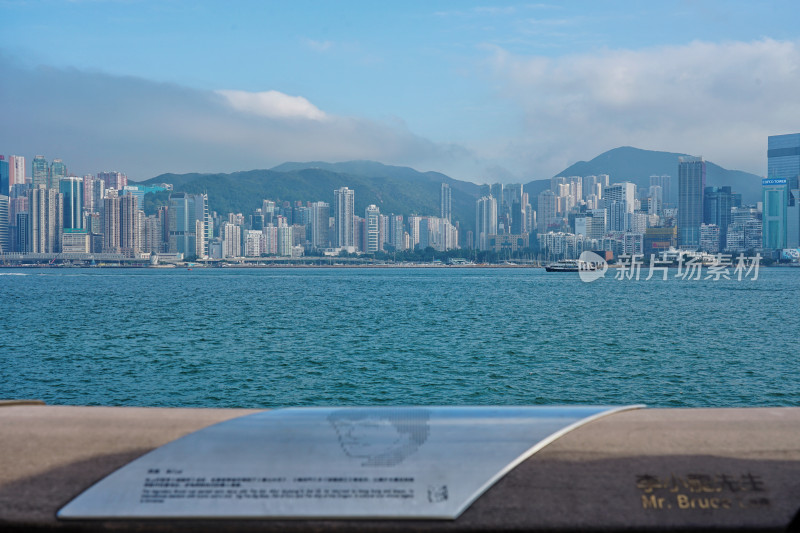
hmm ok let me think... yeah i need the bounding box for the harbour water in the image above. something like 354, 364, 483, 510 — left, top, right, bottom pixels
1, 267, 797, 408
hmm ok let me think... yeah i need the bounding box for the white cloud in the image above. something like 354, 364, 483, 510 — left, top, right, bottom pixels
0, 56, 479, 180
216, 89, 328, 121
305, 39, 334, 52
484, 38, 800, 176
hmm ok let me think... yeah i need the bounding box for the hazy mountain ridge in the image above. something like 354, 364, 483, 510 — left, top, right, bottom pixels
141, 147, 762, 234
546, 146, 762, 204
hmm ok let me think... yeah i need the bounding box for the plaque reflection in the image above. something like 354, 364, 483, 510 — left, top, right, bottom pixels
328, 408, 430, 467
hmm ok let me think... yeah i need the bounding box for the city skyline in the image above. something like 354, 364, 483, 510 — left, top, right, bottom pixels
2, 1, 800, 182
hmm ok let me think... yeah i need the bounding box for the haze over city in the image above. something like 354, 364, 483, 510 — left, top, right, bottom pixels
2, 0, 800, 182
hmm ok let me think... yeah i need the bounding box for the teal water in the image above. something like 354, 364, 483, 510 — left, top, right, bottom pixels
0, 267, 797, 408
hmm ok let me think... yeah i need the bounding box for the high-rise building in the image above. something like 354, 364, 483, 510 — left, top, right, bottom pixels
103, 190, 121, 253
703, 186, 733, 251
0, 195, 8, 252
97, 171, 128, 191
765, 133, 800, 249
9, 156, 25, 189
678, 156, 706, 249
0, 157, 9, 196
440, 183, 452, 222
648, 185, 663, 217
364, 204, 380, 253
604, 182, 636, 233
307, 201, 329, 249
120, 194, 140, 256
537, 190, 557, 231
334, 187, 355, 248
28, 185, 63, 253
49, 159, 67, 190
650, 175, 672, 206
475, 195, 497, 251
389, 214, 404, 251
32, 156, 49, 189
59, 177, 84, 230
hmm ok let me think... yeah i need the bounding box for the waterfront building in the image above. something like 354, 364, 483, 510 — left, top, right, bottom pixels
59, 176, 84, 230
309, 201, 330, 249
221, 222, 241, 258
143, 215, 163, 254
364, 204, 380, 253
15, 213, 29, 253
334, 187, 355, 248
120, 194, 140, 256
703, 186, 733, 251
262, 225, 278, 255
700, 223, 721, 253
61, 229, 90, 253
537, 190, 557, 232
487, 233, 529, 254
643, 227, 677, 258
103, 190, 121, 254
678, 156, 706, 249
762, 177, 789, 250
764, 133, 800, 249
32, 156, 48, 189
440, 183, 452, 222
277, 225, 292, 256
476, 195, 497, 251
244, 230, 262, 257
28, 185, 63, 253
0, 195, 8, 252
167, 193, 208, 257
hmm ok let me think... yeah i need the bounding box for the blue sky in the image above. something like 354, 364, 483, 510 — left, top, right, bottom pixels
2, 1, 800, 181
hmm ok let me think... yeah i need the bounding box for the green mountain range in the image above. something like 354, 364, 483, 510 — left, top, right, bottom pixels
531, 146, 762, 205
141, 147, 762, 234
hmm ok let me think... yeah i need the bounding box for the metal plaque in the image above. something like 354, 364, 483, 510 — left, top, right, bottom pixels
59, 405, 642, 520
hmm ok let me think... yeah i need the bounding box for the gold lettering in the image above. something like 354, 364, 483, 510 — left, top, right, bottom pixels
677, 494, 690, 509
698, 498, 710, 509
642, 494, 662, 509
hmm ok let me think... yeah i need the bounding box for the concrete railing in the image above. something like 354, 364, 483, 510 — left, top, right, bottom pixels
1, 404, 798, 531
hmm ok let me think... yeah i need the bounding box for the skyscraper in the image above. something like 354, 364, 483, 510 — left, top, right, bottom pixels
120, 194, 140, 256
703, 186, 732, 251
650, 175, 672, 206
49, 159, 67, 191
0, 157, 9, 196
364, 204, 380, 253
678, 156, 706, 248
28, 185, 63, 253
440, 183, 452, 222
103, 190, 121, 253
604, 182, 636, 232
537, 190, 557, 231
309, 201, 330, 249
32, 156, 48, 189
765, 133, 800, 249
60, 177, 84, 230
475, 195, 497, 251
334, 187, 354, 248
10, 156, 26, 189
0, 195, 8, 253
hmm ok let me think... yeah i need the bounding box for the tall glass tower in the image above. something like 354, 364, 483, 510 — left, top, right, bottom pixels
60, 177, 84, 230
765, 133, 800, 249
334, 187, 355, 248
678, 156, 706, 249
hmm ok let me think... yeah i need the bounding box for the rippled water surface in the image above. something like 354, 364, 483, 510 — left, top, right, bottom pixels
1, 267, 798, 408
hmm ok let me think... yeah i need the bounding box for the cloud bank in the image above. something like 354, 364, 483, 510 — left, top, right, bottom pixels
484, 38, 800, 177
0, 55, 472, 181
